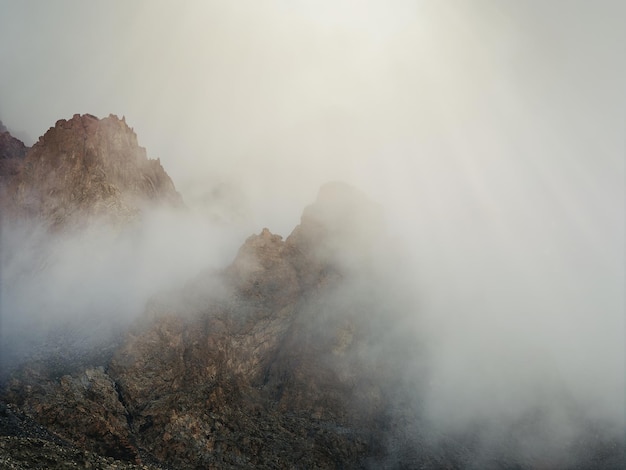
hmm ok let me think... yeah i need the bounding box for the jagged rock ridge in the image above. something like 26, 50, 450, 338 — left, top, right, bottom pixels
3, 180, 431, 468
2, 113, 182, 229
0, 124, 28, 190
1, 117, 623, 469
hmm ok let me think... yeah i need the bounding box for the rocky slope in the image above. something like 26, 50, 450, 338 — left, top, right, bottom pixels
0, 116, 623, 469
1, 113, 182, 230
3, 182, 413, 468
0, 113, 186, 385
0, 402, 164, 470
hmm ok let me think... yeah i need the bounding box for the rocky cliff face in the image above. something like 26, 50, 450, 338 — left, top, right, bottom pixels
104, 183, 397, 468
0, 126, 28, 191
3, 182, 403, 468
0, 117, 623, 469
2, 113, 182, 230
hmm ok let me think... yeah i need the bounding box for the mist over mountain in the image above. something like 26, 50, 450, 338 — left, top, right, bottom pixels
0, 113, 623, 469
0, 115, 238, 378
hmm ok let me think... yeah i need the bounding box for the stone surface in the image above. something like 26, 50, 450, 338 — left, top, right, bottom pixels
2, 181, 403, 469
0, 436, 161, 470
2, 113, 182, 230
0, 127, 28, 190
1, 119, 623, 469
0, 400, 167, 469
4, 366, 139, 463
104, 184, 389, 468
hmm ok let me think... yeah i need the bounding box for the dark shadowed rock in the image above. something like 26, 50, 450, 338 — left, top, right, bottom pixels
3, 181, 393, 468
4, 366, 139, 463
0, 436, 164, 470
102, 183, 388, 468
0, 127, 28, 190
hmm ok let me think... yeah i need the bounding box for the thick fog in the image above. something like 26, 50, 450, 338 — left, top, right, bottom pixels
1, 0, 624, 465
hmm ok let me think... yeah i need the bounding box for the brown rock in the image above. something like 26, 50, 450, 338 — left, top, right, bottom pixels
0, 128, 28, 190
3, 113, 182, 230
0, 436, 162, 470
4, 177, 624, 468
102, 185, 389, 467
4, 366, 139, 463
3, 180, 399, 468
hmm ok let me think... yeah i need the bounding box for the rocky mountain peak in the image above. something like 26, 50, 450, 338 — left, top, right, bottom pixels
0, 125, 28, 190
2, 116, 621, 468
285, 181, 384, 286
225, 182, 384, 304
293, 181, 382, 237
3, 113, 182, 230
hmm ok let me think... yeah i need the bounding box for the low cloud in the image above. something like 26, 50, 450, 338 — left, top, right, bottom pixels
0, 1, 623, 465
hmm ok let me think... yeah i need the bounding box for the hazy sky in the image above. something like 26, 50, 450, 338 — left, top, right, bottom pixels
1, 1, 623, 229
1, 0, 624, 438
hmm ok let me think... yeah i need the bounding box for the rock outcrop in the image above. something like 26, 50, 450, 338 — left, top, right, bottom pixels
0, 126, 28, 190
1, 118, 623, 469
2, 181, 418, 468
4, 367, 140, 463
104, 183, 394, 468
2, 113, 182, 230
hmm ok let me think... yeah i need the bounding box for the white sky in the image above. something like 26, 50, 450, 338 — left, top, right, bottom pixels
1, 2, 623, 228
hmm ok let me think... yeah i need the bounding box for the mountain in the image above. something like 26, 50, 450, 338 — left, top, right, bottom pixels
1, 113, 182, 230
0, 124, 28, 191
3, 181, 417, 468
0, 115, 623, 469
